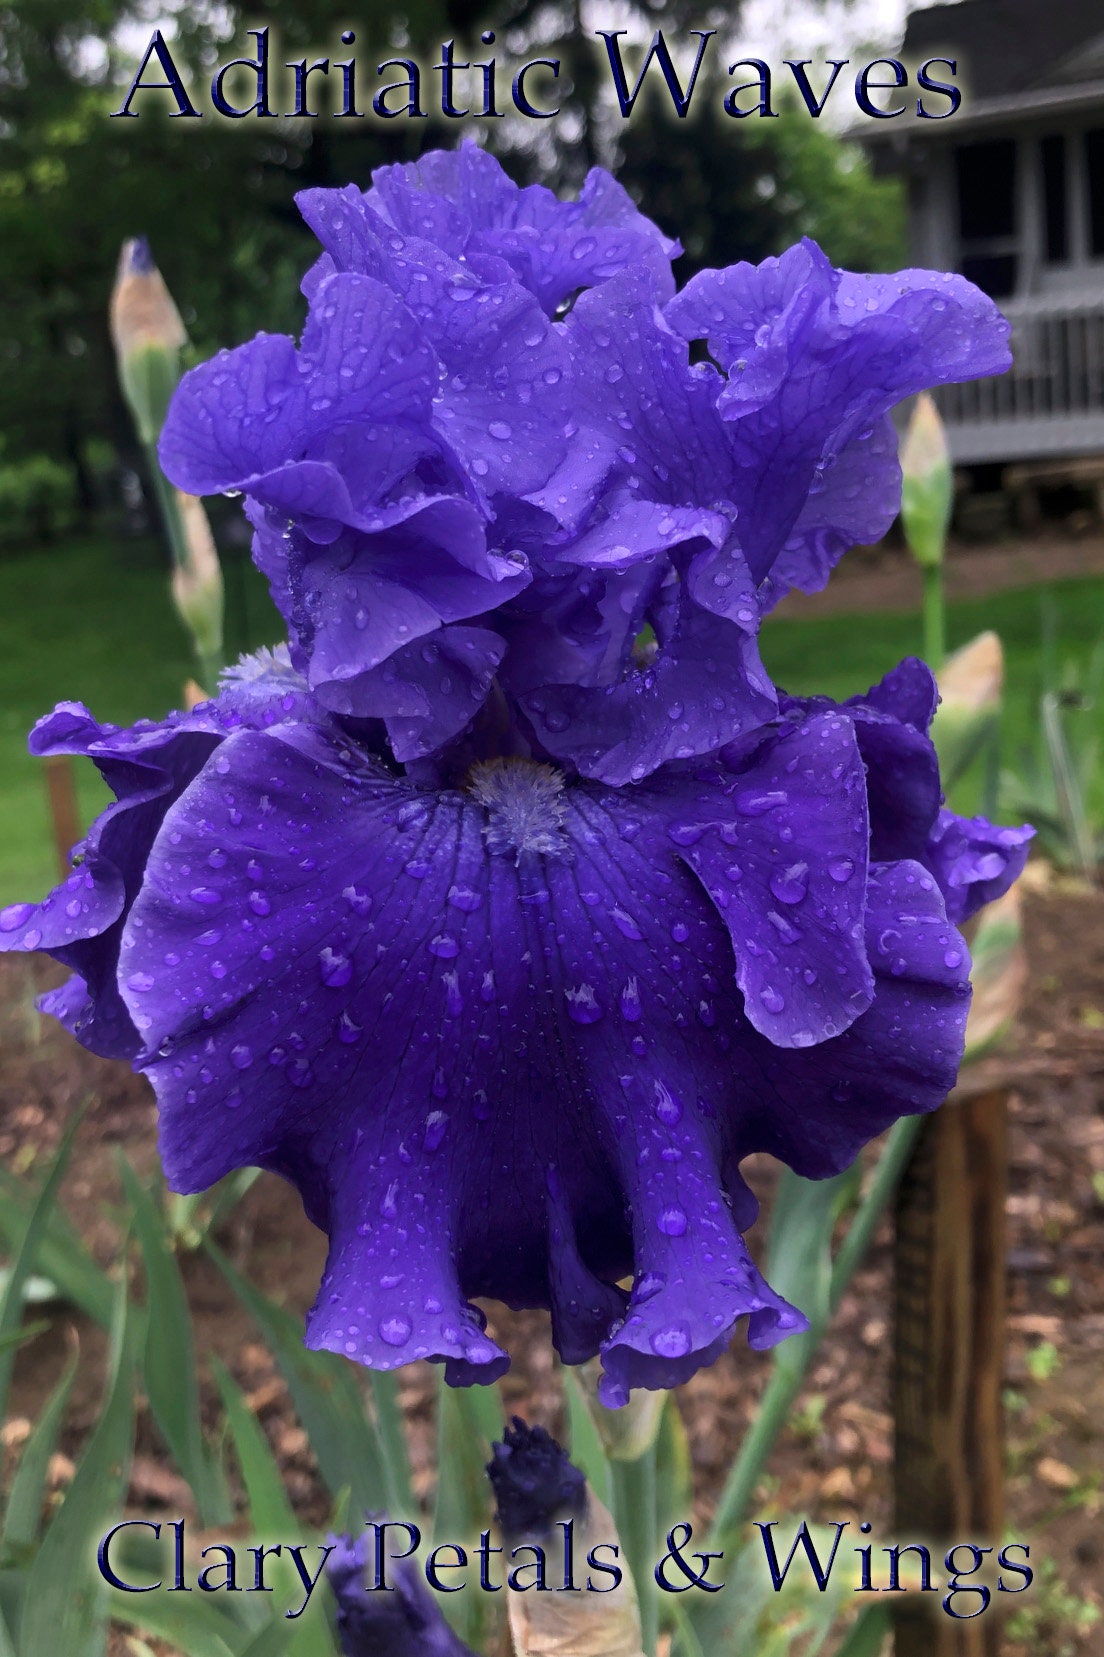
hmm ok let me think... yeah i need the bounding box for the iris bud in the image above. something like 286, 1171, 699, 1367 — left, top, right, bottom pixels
109, 237, 187, 445
489, 1419, 645, 1657
900, 391, 953, 570
327, 1532, 477, 1657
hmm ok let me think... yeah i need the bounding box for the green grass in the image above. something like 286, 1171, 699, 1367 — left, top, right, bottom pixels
0, 533, 279, 905
0, 534, 1101, 905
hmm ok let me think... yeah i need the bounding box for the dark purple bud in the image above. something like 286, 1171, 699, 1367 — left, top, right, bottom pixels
487, 1418, 587, 1540
124, 235, 156, 275
327, 1534, 477, 1657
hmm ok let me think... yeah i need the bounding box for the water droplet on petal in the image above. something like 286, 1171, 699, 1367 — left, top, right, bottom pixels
343, 885, 373, 916
657, 1204, 688, 1237
424, 1108, 449, 1149
610, 906, 643, 941
736, 789, 787, 816
650, 1322, 691, 1357
378, 1314, 412, 1347
769, 863, 809, 905
654, 1082, 682, 1126
320, 948, 353, 988
566, 983, 603, 1024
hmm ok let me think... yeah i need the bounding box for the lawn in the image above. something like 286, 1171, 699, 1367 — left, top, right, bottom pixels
0, 532, 1100, 905
0, 534, 279, 905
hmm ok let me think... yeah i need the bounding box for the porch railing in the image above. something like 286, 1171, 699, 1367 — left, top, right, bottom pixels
939, 294, 1104, 464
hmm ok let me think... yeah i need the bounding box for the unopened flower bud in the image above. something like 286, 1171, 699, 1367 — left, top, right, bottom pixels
901, 391, 953, 569
110, 237, 187, 444
327, 1532, 476, 1657
487, 1419, 587, 1539
489, 1420, 644, 1657
170, 491, 224, 668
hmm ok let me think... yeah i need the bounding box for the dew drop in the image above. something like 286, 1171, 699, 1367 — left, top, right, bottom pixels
667, 822, 706, 847
566, 983, 603, 1024
736, 789, 787, 816
378, 1314, 412, 1347
657, 1204, 688, 1237
769, 862, 809, 905
653, 1081, 683, 1127
343, 885, 373, 916
650, 1323, 691, 1357
424, 1108, 449, 1149
610, 906, 643, 940
620, 978, 642, 1021
320, 948, 353, 987
634, 1270, 666, 1302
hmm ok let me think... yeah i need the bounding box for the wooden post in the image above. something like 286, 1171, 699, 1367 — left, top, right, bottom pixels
893, 1089, 1008, 1657
43, 754, 81, 876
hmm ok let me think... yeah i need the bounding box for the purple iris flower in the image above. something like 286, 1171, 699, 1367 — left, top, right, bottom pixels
162, 166, 1009, 789
7, 149, 1030, 1402
311, 139, 681, 316
2, 653, 1027, 1402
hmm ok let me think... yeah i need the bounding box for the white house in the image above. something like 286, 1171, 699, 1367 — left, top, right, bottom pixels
866, 0, 1104, 469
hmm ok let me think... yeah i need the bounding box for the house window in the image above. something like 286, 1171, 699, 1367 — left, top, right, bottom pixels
1087, 128, 1104, 257
1040, 134, 1068, 263
955, 139, 1018, 297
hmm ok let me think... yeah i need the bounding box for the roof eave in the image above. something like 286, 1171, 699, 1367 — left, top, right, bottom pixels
851, 77, 1104, 146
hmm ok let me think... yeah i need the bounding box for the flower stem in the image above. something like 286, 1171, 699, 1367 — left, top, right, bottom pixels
828, 1115, 923, 1313
707, 1114, 924, 1545
144, 443, 191, 570
611, 1449, 659, 1657
922, 562, 946, 673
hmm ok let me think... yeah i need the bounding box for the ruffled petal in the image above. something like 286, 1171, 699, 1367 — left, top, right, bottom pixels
520, 607, 777, 785
728, 860, 973, 1177
666, 240, 1012, 587
639, 711, 873, 1046
924, 810, 1034, 923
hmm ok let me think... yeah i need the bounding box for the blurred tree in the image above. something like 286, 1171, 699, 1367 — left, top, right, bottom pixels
0, 0, 903, 535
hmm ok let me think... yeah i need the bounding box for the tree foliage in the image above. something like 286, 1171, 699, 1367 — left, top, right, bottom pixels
0, 0, 904, 529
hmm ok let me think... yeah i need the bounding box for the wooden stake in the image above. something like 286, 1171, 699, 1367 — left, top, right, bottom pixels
43, 753, 81, 877
893, 1089, 1008, 1657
